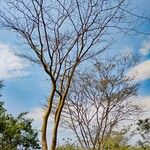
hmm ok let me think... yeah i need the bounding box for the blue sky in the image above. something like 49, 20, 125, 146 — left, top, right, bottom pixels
0, 0, 150, 143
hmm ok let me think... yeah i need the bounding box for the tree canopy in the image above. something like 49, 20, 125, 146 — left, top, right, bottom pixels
0, 81, 40, 150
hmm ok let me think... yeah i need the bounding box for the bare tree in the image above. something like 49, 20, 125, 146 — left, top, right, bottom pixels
0, 0, 146, 149
60, 54, 142, 150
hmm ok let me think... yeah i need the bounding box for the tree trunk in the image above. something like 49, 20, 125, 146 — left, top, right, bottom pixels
42, 84, 56, 150
42, 114, 49, 150
49, 66, 77, 150
49, 99, 64, 150
50, 121, 59, 150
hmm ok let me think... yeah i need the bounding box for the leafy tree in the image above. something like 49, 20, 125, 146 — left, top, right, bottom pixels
136, 118, 150, 150
0, 81, 40, 150
57, 144, 81, 150
57, 138, 82, 150
103, 129, 131, 150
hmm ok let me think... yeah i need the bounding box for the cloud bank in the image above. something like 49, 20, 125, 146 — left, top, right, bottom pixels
136, 96, 150, 118
128, 60, 150, 81
0, 43, 29, 79
28, 95, 150, 127
138, 96, 150, 110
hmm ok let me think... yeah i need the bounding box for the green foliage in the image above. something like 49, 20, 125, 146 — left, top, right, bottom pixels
57, 138, 82, 150
57, 144, 81, 150
103, 129, 131, 150
137, 118, 150, 138
0, 81, 40, 150
136, 118, 150, 150
56, 127, 150, 150
0, 102, 41, 150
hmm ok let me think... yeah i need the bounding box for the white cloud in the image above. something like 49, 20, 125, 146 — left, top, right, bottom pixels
140, 40, 150, 55
26, 107, 53, 125
136, 96, 150, 110
128, 60, 150, 81
0, 43, 29, 79
27, 107, 70, 144
26, 107, 44, 122
136, 96, 150, 118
